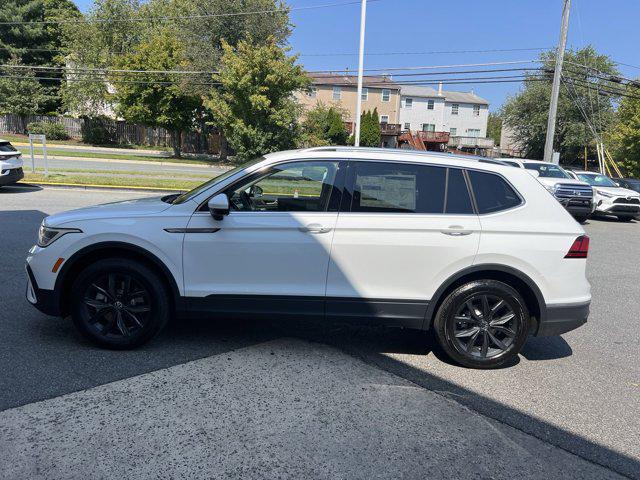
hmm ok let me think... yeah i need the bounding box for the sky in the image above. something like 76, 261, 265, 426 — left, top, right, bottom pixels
70, 0, 640, 111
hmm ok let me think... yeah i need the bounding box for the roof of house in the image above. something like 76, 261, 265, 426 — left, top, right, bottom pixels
309, 73, 400, 89
399, 85, 489, 105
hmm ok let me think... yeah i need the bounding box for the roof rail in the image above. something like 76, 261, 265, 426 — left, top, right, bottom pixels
301, 145, 502, 163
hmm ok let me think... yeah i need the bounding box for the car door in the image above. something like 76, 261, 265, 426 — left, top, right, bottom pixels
183, 159, 344, 317
325, 160, 481, 328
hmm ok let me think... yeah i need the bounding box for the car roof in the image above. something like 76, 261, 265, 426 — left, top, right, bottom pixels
263, 147, 512, 170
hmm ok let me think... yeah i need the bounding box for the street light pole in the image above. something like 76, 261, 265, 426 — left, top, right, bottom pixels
353, 0, 367, 147
543, 0, 572, 163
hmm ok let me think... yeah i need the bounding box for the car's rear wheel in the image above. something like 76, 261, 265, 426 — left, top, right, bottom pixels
433, 280, 530, 369
70, 258, 170, 349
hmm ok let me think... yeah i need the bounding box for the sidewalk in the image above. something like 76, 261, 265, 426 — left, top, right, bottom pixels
0, 338, 621, 479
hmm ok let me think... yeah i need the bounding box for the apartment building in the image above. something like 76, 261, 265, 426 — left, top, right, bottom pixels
398, 84, 493, 153
296, 73, 401, 126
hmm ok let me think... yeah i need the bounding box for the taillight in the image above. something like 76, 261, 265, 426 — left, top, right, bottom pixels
565, 235, 589, 258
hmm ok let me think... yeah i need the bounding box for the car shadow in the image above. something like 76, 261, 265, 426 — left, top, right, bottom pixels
0, 183, 43, 194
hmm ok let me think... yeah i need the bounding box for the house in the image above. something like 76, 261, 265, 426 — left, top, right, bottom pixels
296, 73, 402, 146
398, 84, 494, 155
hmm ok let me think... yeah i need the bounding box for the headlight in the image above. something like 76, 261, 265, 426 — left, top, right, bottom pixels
37, 224, 82, 247
544, 184, 556, 193
596, 189, 614, 198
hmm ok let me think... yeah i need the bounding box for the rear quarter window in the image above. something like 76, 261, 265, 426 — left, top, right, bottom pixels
468, 170, 522, 214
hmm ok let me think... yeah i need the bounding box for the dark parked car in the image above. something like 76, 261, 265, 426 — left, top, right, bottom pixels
613, 177, 640, 194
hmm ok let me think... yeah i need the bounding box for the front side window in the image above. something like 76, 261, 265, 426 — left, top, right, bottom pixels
577, 173, 617, 187
468, 170, 522, 214
382, 89, 390, 102
427, 99, 435, 110
350, 162, 446, 214
451, 103, 459, 115
333, 86, 342, 100
227, 161, 340, 212
361, 87, 368, 100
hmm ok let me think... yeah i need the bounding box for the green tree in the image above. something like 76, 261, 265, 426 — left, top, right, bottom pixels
0, 0, 81, 113
359, 108, 381, 147
502, 46, 617, 161
299, 102, 348, 147
110, 29, 202, 157
205, 38, 309, 160
487, 112, 502, 146
0, 63, 51, 115
609, 93, 640, 177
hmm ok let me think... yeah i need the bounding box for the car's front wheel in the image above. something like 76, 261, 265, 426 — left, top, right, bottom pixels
70, 258, 170, 349
433, 280, 530, 369
617, 216, 634, 222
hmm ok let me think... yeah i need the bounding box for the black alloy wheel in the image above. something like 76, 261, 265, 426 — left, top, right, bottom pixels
71, 258, 170, 349
433, 280, 530, 369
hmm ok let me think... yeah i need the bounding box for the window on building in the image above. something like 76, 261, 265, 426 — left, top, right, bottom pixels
451, 103, 459, 115
427, 99, 435, 110
467, 129, 480, 138
403, 123, 411, 131
307, 86, 317, 98
468, 171, 522, 214
361, 88, 368, 101
380, 115, 389, 124
404, 97, 413, 108
473, 105, 480, 116
421, 124, 435, 132
350, 162, 446, 214
333, 86, 342, 100
450, 127, 457, 136
382, 89, 390, 102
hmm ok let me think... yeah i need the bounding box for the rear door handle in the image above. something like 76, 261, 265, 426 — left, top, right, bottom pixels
441, 225, 473, 236
299, 223, 332, 234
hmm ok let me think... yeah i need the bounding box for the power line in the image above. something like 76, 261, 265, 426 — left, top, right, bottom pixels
0, 0, 375, 26
298, 47, 552, 57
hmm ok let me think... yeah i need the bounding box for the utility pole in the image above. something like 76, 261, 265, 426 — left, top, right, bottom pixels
543, 0, 572, 163
353, 0, 367, 147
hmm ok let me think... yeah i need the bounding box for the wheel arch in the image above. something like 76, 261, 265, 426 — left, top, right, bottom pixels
55, 241, 182, 317
424, 264, 546, 333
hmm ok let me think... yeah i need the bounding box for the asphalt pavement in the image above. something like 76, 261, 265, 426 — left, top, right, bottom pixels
0, 185, 638, 479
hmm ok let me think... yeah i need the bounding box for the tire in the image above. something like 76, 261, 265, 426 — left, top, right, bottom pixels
617, 216, 634, 222
433, 280, 530, 369
70, 258, 170, 349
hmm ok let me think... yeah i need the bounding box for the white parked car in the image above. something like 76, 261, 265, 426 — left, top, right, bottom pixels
501, 159, 594, 222
567, 170, 640, 221
26, 147, 591, 368
0, 139, 24, 187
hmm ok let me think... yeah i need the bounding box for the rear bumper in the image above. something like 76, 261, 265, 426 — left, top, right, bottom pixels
536, 301, 589, 336
0, 167, 24, 186
26, 265, 61, 316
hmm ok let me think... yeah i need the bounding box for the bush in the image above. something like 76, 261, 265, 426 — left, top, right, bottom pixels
81, 118, 115, 145
26, 121, 69, 140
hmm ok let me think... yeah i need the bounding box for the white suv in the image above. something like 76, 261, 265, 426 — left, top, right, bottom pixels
26, 147, 591, 368
0, 139, 24, 187
568, 170, 640, 221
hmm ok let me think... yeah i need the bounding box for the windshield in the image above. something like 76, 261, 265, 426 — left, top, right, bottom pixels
0, 142, 17, 152
172, 157, 265, 204
577, 173, 617, 187
523, 163, 569, 178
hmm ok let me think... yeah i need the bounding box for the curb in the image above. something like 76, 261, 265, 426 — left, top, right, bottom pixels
17, 181, 182, 193
25, 154, 225, 169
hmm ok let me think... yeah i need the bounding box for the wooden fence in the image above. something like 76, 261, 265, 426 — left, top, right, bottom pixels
0, 114, 220, 154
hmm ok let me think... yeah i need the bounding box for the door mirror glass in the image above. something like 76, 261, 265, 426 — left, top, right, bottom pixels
208, 193, 229, 220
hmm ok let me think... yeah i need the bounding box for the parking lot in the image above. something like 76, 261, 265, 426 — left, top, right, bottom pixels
0, 185, 638, 479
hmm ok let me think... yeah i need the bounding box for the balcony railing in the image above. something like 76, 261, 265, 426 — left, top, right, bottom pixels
448, 136, 495, 149
380, 123, 401, 135
416, 131, 450, 143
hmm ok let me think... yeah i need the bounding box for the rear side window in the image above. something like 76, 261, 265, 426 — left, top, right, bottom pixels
468, 170, 522, 214
445, 169, 474, 214
350, 162, 446, 213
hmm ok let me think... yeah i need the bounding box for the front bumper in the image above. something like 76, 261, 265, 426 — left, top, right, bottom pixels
596, 201, 640, 217
25, 265, 61, 316
556, 197, 594, 216
536, 301, 589, 336
0, 167, 24, 186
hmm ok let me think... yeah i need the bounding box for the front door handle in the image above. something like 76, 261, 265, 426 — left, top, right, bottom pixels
299, 223, 332, 234
441, 225, 473, 236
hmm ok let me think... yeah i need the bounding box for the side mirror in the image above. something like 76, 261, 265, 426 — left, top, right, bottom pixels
208, 193, 229, 221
